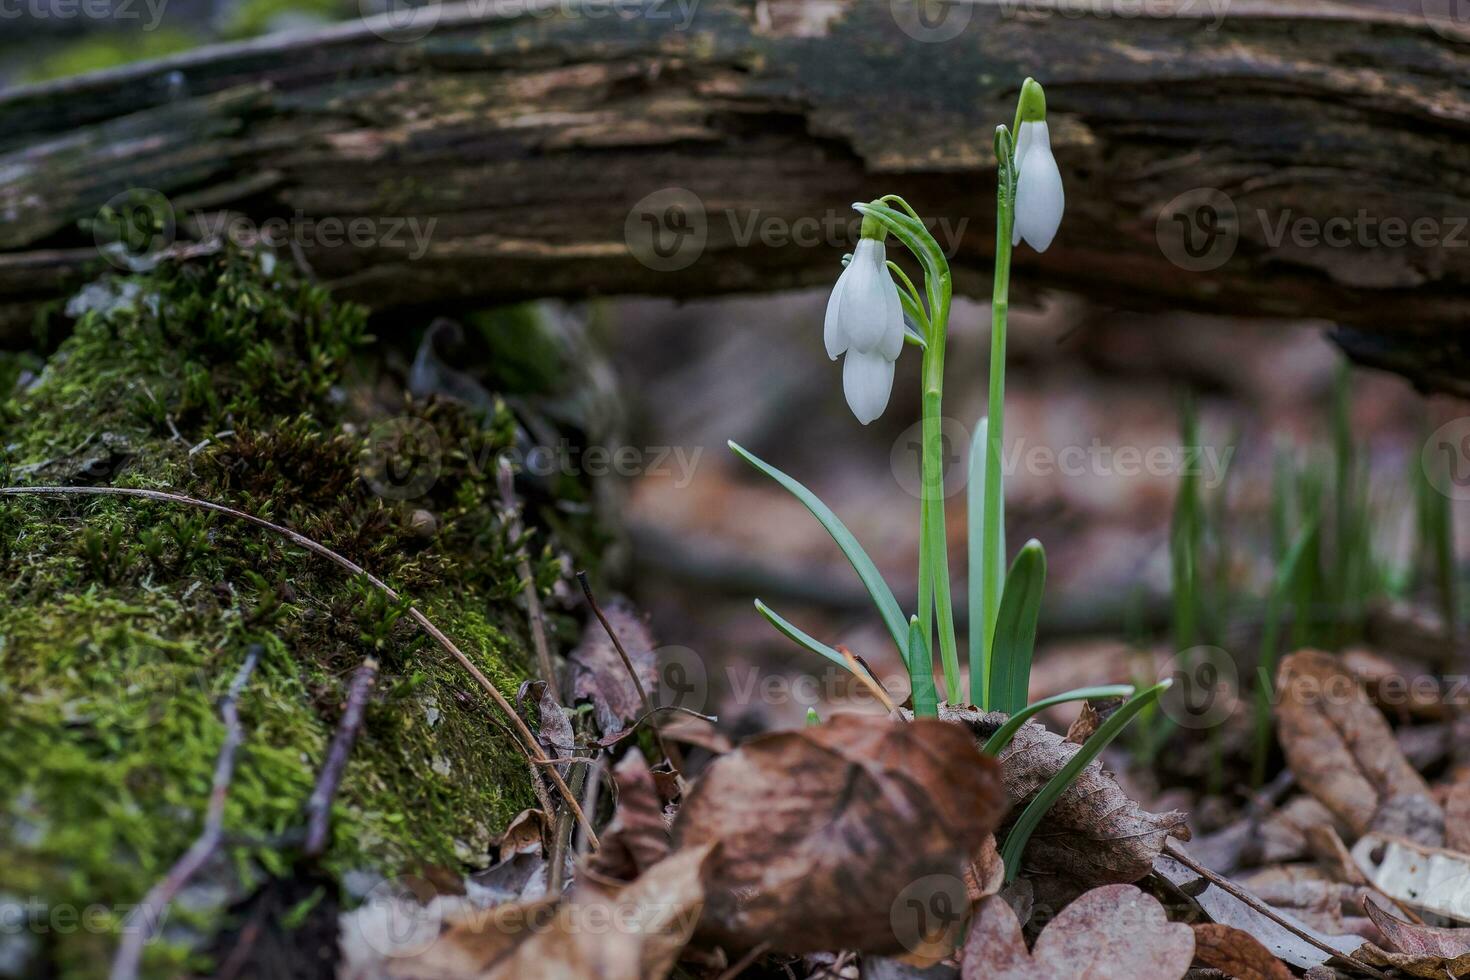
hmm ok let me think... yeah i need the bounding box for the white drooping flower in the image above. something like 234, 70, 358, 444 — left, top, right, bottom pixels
824, 237, 904, 425
1011, 118, 1064, 253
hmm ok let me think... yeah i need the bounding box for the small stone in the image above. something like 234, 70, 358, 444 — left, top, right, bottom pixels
409, 509, 438, 538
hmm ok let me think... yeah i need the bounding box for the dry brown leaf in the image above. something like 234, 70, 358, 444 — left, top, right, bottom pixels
1358, 896, 1470, 979
1444, 781, 1470, 854
1064, 696, 1124, 745
1340, 648, 1447, 721
566, 595, 658, 737
960, 885, 1194, 980
1191, 923, 1295, 980
976, 712, 1189, 885
586, 752, 672, 883
1275, 650, 1444, 847
393, 845, 712, 980
1154, 850, 1366, 970
671, 714, 1007, 955
518, 680, 575, 773
657, 712, 731, 755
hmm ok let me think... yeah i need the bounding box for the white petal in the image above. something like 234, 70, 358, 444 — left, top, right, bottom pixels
838, 239, 895, 352
824, 269, 850, 360
879, 271, 905, 361
842, 350, 895, 425
1013, 121, 1064, 252
1014, 119, 1036, 170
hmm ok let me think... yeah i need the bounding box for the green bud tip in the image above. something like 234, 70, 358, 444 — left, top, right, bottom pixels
1016, 77, 1047, 124
859, 202, 886, 241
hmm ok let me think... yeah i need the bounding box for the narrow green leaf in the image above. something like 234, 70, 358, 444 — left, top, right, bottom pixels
987, 540, 1047, 716
1001, 680, 1172, 881
731, 441, 909, 659
982, 684, 1136, 756
968, 417, 1005, 708
907, 615, 939, 718
754, 599, 852, 672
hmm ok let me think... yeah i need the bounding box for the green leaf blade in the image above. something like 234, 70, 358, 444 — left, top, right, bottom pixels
982, 684, 1136, 756
988, 539, 1046, 716
907, 615, 939, 718
1000, 680, 1172, 881
731, 441, 909, 659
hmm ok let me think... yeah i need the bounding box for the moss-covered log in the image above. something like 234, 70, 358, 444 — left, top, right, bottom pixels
0, 251, 602, 977
1, 0, 1469, 390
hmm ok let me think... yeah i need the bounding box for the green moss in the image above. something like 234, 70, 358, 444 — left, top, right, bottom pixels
20, 30, 201, 84
0, 250, 562, 977
218, 0, 353, 40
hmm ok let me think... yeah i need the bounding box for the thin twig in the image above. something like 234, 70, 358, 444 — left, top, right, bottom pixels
110, 646, 261, 980
304, 657, 378, 857
1163, 839, 1390, 980
574, 754, 606, 862
548, 736, 593, 896
498, 459, 558, 689
0, 484, 598, 849
714, 941, 770, 980
576, 570, 678, 771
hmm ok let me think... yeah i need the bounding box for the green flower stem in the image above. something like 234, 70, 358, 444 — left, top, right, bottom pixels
922, 293, 961, 704
977, 129, 1016, 709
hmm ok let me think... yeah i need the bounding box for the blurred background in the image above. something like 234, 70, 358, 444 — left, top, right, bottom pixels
2, 0, 1466, 740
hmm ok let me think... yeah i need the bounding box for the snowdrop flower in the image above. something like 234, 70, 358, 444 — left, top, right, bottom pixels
825, 228, 904, 425
1011, 79, 1064, 253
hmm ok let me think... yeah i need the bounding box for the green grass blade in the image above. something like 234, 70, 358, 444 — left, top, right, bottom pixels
907, 615, 939, 718
731, 441, 909, 660
1251, 521, 1319, 785
1001, 680, 1172, 881
982, 684, 1135, 756
987, 540, 1046, 715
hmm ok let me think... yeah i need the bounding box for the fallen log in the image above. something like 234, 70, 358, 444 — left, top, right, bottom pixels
1, 0, 1468, 390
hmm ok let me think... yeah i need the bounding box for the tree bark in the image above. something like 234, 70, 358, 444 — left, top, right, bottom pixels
2, 0, 1468, 390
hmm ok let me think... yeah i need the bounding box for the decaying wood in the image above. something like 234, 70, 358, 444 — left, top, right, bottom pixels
2, 1, 1469, 391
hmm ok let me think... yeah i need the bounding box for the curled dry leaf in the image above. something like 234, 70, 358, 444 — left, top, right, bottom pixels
1358, 896, 1470, 979
1275, 650, 1444, 847
518, 679, 575, 775
566, 595, 658, 737
1191, 923, 1295, 980
389, 844, 713, 980
974, 711, 1189, 886
960, 885, 1194, 980
671, 714, 1007, 955
1351, 832, 1470, 923
586, 752, 672, 884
